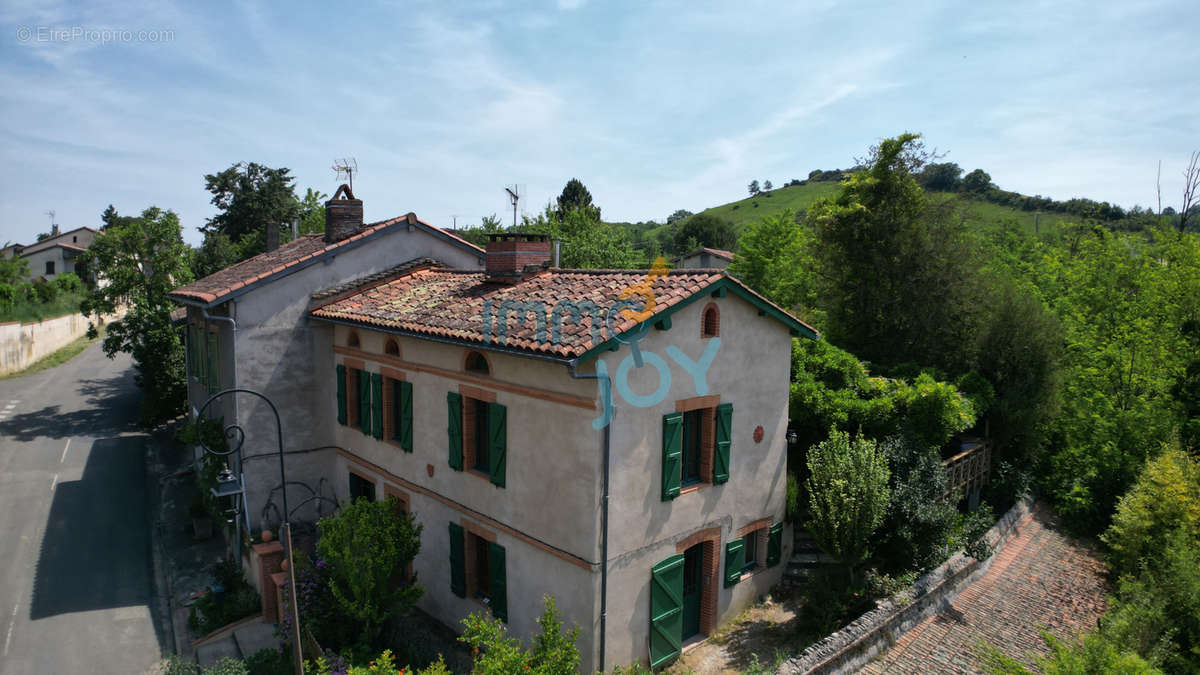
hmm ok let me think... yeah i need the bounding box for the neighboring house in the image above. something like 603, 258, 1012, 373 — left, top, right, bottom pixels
672, 247, 734, 270
168, 187, 486, 531
6, 226, 100, 280
306, 233, 817, 671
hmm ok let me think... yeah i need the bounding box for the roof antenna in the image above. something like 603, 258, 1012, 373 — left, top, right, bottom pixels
505, 185, 520, 228
46, 210, 56, 226
332, 158, 358, 193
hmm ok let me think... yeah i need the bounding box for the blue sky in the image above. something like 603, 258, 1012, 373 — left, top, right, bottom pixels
1, 0, 1197, 246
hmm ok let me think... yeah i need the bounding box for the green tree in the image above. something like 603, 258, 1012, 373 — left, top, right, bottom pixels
295, 187, 328, 238
459, 214, 506, 247
459, 595, 580, 675
0, 248, 29, 284
519, 204, 639, 269
962, 168, 992, 193
666, 209, 693, 224
555, 178, 600, 221
671, 213, 736, 254
763, 179, 774, 191
729, 210, 816, 314
77, 207, 193, 424
748, 179, 760, 196
805, 429, 891, 580
810, 133, 983, 374
917, 162, 963, 192
203, 162, 301, 254
316, 497, 423, 644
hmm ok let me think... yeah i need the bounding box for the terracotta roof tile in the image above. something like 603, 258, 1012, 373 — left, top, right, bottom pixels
169, 216, 483, 306
310, 266, 808, 360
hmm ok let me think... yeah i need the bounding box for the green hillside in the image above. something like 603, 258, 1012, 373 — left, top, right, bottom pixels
649, 179, 1080, 246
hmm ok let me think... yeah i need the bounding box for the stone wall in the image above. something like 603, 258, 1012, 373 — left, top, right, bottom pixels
778, 495, 1037, 675
0, 312, 98, 375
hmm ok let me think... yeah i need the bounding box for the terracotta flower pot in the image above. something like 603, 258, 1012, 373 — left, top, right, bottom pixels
261, 529, 274, 543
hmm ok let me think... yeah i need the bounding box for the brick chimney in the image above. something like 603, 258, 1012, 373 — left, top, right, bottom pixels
324, 184, 364, 244
266, 222, 280, 251
485, 233, 552, 282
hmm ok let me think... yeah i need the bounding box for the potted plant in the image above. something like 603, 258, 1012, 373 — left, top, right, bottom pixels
189, 493, 213, 540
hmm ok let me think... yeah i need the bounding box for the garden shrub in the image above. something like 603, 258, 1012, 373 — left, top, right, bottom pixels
961, 503, 996, 561
805, 429, 890, 579
1101, 447, 1200, 580
31, 278, 58, 303
316, 497, 423, 644
459, 595, 580, 675
53, 272, 83, 294
874, 435, 958, 573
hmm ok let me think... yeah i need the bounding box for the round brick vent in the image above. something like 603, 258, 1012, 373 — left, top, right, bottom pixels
753, 425, 764, 443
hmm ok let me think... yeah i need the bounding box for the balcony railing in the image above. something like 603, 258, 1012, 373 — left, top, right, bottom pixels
942, 438, 990, 500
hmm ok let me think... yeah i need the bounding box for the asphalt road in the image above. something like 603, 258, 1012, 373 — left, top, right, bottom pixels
0, 342, 166, 674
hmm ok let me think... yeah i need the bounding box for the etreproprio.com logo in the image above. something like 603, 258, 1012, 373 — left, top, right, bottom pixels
478, 257, 721, 429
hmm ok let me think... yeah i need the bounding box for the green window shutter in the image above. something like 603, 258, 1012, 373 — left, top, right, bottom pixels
767, 522, 783, 567
336, 364, 347, 425
724, 539, 745, 587
448, 522, 465, 597
488, 402, 507, 488
371, 373, 384, 440
649, 554, 684, 669
447, 392, 463, 471
358, 370, 371, 434
206, 332, 219, 394
489, 541, 507, 622
399, 380, 413, 452
662, 412, 683, 500
714, 403, 733, 484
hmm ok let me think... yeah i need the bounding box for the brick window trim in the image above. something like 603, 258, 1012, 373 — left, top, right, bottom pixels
736, 518, 773, 581
460, 386, 498, 484
701, 302, 720, 338
384, 484, 414, 579
384, 338, 401, 357
381, 369, 408, 449
461, 520, 498, 606
462, 350, 493, 375
675, 396, 721, 492
674, 526, 720, 636
348, 465, 377, 499
347, 330, 361, 348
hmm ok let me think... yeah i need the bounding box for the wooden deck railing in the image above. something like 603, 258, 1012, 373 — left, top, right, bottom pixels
942, 440, 990, 499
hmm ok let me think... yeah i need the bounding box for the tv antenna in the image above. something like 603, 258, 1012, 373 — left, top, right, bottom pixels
46, 210, 56, 226
505, 185, 521, 227
450, 214, 463, 230
332, 158, 358, 193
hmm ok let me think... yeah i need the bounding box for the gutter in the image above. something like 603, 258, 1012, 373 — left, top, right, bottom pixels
568, 362, 613, 675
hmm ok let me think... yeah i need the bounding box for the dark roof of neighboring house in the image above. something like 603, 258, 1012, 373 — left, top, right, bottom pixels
310, 266, 817, 364
169, 215, 484, 307
672, 247, 735, 263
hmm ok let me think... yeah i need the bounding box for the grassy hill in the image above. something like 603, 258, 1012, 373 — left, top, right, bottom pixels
646, 180, 1080, 247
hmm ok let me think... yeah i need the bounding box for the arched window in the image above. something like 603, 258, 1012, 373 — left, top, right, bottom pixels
701, 303, 720, 338
464, 350, 490, 375
385, 338, 400, 356
347, 331, 360, 348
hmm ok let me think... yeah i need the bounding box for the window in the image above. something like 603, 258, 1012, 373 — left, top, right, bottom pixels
45, 261, 55, 275
446, 391, 507, 488
447, 522, 508, 621
464, 350, 490, 374
701, 303, 720, 338
385, 339, 400, 356
661, 402, 732, 500
72, 235, 77, 243
348, 471, 376, 502
348, 331, 360, 348
741, 531, 759, 573
338, 366, 379, 436
681, 410, 704, 486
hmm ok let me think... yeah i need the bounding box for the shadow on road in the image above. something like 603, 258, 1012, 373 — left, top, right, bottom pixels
0, 373, 137, 441
29, 436, 170, 651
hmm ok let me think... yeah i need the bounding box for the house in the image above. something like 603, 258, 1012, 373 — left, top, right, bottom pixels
306, 233, 817, 671
672, 247, 734, 270
5, 226, 100, 279
167, 187, 486, 531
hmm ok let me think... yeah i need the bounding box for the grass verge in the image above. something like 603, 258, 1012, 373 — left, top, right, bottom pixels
0, 325, 103, 380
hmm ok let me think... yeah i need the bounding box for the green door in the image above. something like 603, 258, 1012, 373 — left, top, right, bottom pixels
682, 544, 703, 639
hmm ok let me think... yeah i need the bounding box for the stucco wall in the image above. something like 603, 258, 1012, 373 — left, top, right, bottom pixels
183, 228, 486, 532
598, 293, 794, 668
19, 246, 75, 279
0, 311, 97, 375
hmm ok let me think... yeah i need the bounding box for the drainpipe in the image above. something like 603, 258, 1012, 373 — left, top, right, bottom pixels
568, 361, 612, 674
203, 304, 248, 561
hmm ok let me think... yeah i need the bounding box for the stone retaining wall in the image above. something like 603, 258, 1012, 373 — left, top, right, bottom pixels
0, 310, 119, 375
778, 495, 1036, 675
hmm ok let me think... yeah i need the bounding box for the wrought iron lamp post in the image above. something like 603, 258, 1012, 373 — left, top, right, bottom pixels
197, 388, 303, 674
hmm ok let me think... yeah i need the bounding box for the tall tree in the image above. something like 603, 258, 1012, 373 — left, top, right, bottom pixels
728, 210, 816, 313
748, 179, 760, 196
295, 187, 328, 238
666, 209, 693, 224
810, 133, 982, 374
519, 204, 638, 269
918, 162, 963, 192
203, 162, 301, 253
962, 168, 992, 193
763, 179, 774, 191
78, 207, 193, 424
671, 213, 737, 254
555, 178, 600, 221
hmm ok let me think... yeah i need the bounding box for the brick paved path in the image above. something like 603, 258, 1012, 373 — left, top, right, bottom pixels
861, 502, 1108, 674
